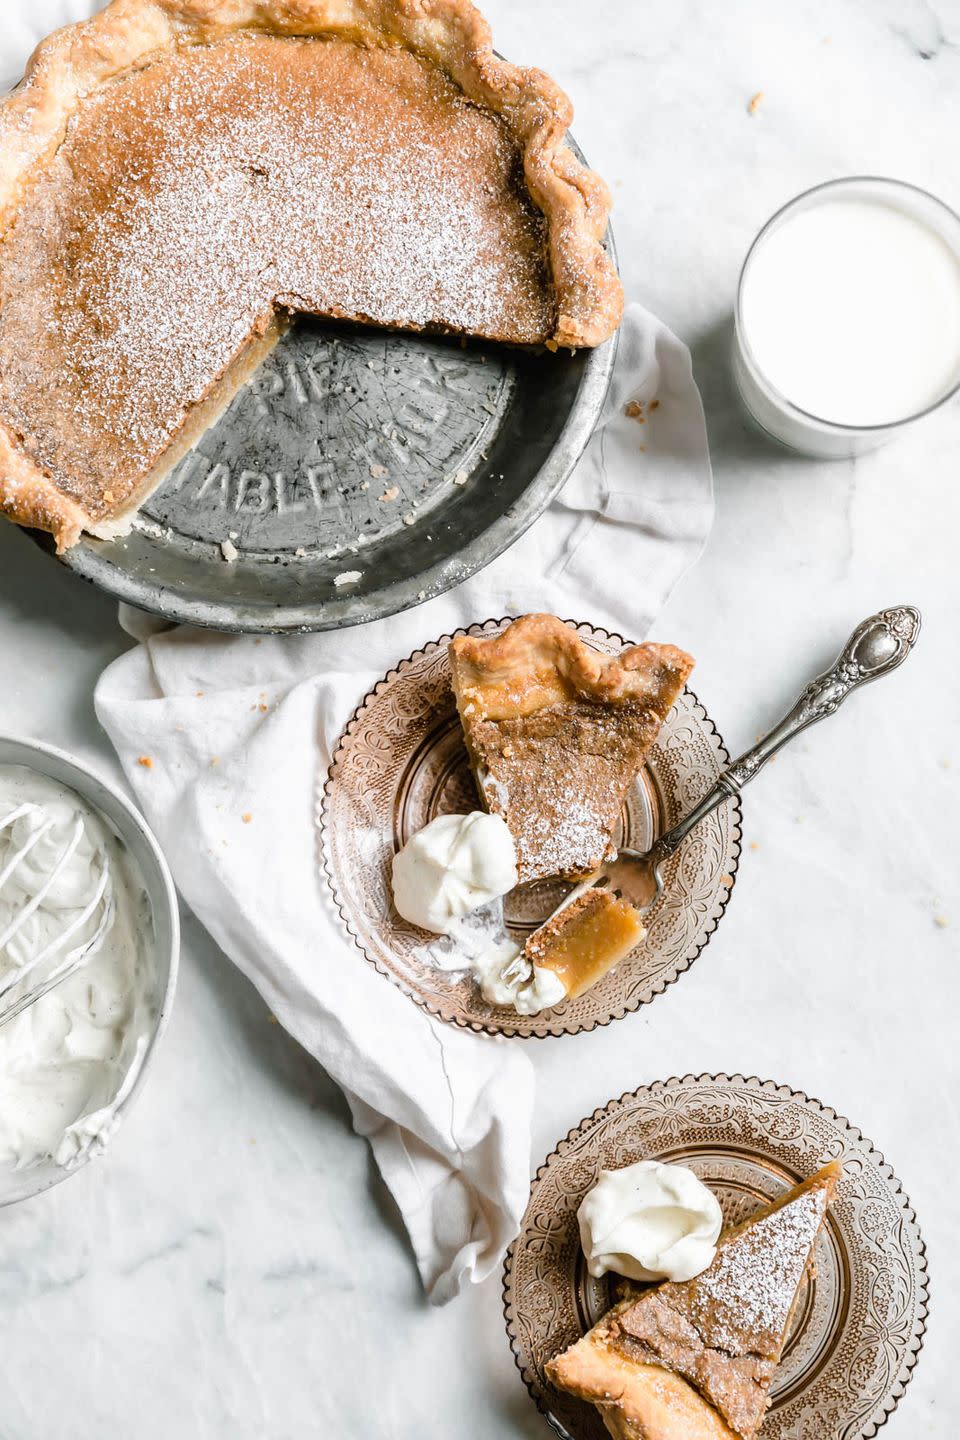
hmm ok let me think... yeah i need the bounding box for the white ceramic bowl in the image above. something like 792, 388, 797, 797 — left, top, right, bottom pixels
0, 734, 179, 1205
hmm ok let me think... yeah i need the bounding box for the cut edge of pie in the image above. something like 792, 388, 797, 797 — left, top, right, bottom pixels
0, 0, 624, 552
546, 1160, 843, 1440
449, 614, 695, 883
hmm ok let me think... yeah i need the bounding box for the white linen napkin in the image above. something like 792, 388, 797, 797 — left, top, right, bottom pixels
94, 304, 712, 1302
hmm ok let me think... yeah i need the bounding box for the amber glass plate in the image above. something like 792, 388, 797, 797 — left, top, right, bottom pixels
503, 1074, 928, 1439
319, 618, 741, 1037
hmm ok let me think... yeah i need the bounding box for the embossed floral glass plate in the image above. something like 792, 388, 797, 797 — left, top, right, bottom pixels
503, 1073, 928, 1440
319, 618, 741, 1038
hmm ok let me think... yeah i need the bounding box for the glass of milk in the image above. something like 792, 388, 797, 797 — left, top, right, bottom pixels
733, 177, 960, 457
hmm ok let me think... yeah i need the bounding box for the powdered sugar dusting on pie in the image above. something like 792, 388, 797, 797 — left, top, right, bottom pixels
688, 1187, 828, 1356
514, 781, 616, 881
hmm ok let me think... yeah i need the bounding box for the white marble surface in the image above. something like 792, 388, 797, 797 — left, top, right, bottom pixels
1, 1, 959, 1434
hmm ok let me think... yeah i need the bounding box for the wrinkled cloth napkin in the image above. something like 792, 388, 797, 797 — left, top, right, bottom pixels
94, 305, 712, 1302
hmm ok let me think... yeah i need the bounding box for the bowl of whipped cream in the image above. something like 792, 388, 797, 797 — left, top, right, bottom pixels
0, 735, 178, 1205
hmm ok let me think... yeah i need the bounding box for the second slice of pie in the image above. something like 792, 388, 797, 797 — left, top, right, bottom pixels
547, 1160, 842, 1440
448, 615, 694, 884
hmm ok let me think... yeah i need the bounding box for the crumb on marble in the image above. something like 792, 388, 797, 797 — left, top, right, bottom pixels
242, 812, 253, 824
136, 756, 153, 769
378, 486, 400, 502
748, 91, 764, 115
934, 914, 949, 929
221, 538, 238, 563
334, 569, 363, 586
624, 400, 645, 420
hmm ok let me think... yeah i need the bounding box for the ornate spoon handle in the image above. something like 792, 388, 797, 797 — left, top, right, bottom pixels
648, 605, 921, 863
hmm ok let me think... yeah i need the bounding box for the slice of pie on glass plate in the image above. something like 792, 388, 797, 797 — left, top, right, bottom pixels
449, 614, 693, 1009
448, 615, 695, 885
0, 0, 623, 551
547, 1161, 842, 1440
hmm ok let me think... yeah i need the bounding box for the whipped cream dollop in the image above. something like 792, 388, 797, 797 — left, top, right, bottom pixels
0, 765, 157, 1173
392, 811, 518, 935
578, 1159, 723, 1283
472, 938, 567, 1016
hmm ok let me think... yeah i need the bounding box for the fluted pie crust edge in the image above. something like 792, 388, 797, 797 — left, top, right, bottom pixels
449, 613, 695, 722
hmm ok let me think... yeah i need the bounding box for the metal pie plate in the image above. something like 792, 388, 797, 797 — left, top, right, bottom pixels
37, 138, 618, 634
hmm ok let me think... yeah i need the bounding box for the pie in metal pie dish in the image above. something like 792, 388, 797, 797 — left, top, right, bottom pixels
0, 0, 623, 552
448, 614, 693, 1007
547, 1161, 842, 1440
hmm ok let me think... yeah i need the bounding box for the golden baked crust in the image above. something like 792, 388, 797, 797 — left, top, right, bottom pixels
551, 1351, 739, 1440
547, 1162, 842, 1440
449, 616, 694, 883
0, 0, 623, 550
449, 614, 693, 720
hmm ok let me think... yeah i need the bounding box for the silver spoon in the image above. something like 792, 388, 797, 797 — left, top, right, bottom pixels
535, 604, 921, 929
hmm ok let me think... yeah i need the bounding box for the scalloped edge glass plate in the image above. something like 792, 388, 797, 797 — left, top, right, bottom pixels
503, 1073, 928, 1439
319, 618, 741, 1037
